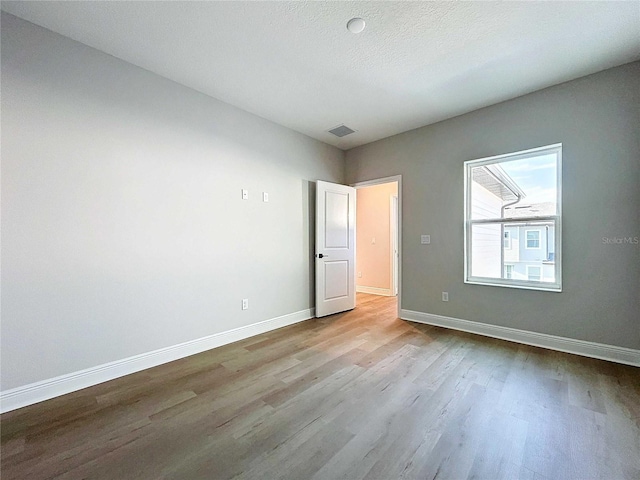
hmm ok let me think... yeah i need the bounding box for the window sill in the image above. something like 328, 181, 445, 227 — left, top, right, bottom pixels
465, 277, 562, 292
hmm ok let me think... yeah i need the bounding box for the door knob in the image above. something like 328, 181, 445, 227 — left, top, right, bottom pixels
318, 253, 328, 258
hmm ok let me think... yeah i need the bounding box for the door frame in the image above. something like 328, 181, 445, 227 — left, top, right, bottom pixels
390, 194, 399, 297
352, 175, 402, 319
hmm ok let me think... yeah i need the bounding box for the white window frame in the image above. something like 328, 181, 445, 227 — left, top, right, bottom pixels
525, 229, 541, 249
503, 231, 512, 249
504, 264, 514, 279
527, 265, 542, 281
464, 144, 562, 292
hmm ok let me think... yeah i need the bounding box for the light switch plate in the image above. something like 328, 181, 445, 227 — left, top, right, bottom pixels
242, 189, 249, 200
263, 192, 269, 202
421, 235, 431, 244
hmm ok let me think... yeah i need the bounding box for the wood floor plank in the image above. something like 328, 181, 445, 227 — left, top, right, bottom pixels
2, 293, 639, 479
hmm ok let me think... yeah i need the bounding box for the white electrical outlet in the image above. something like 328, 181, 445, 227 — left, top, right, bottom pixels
242, 298, 249, 310
442, 292, 449, 302
242, 189, 249, 200
358, 272, 362, 278
421, 235, 431, 244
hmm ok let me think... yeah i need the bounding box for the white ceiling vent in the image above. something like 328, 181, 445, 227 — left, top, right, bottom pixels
327, 125, 356, 137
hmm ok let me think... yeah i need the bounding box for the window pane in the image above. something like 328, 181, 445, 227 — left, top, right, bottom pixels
470, 223, 502, 278
470, 221, 557, 283
503, 231, 511, 249
465, 144, 561, 291
470, 152, 558, 221
505, 265, 513, 279
526, 230, 541, 248
501, 153, 558, 219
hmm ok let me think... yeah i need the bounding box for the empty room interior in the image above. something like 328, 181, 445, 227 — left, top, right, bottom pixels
1, 2, 639, 479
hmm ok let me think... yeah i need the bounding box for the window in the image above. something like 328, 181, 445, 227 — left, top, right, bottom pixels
503, 231, 511, 249
464, 144, 562, 291
525, 229, 541, 249
504, 264, 513, 279
527, 265, 542, 281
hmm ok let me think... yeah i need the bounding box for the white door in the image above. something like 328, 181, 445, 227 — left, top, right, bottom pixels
315, 180, 356, 317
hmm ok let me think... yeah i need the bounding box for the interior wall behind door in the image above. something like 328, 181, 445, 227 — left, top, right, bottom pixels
356, 182, 398, 296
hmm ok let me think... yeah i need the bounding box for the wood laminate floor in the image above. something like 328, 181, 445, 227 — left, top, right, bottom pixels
1, 294, 639, 479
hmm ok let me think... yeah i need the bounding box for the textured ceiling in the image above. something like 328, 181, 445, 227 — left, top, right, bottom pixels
2, 1, 639, 150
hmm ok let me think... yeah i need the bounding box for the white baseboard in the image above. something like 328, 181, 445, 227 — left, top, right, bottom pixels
0, 308, 315, 414
356, 285, 392, 296
401, 309, 640, 367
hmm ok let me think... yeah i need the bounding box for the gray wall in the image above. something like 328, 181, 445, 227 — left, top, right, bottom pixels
1, 14, 344, 391
346, 62, 640, 350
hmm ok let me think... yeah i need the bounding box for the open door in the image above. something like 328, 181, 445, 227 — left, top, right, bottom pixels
315, 180, 356, 317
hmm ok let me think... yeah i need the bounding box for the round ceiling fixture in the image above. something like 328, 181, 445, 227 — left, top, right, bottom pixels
347, 17, 366, 34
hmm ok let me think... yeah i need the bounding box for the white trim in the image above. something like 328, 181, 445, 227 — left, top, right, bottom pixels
352, 175, 401, 188
463, 143, 563, 167
465, 277, 561, 292
464, 143, 562, 292
356, 285, 392, 296
352, 175, 402, 318
390, 194, 399, 297
401, 309, 640, 367
0, 308, 315, 413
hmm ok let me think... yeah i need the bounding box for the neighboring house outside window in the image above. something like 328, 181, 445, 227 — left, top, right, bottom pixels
526, 229, 541, 249
464, 144, 562, 291
503, 231, 511, 249
505, 264, 514, 279
527, 265, 542, 281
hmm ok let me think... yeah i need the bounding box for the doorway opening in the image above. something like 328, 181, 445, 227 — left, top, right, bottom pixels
353, 176, 401, 318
